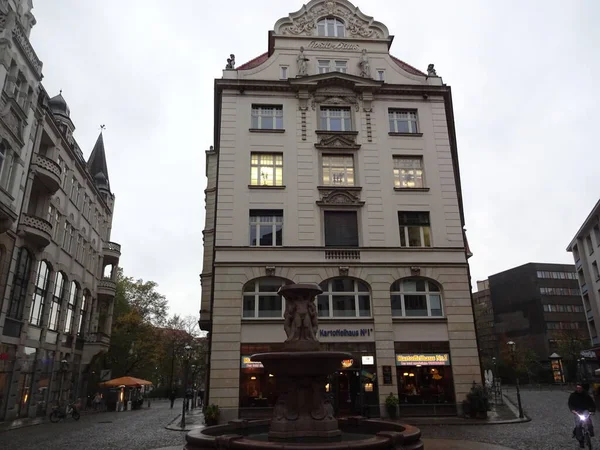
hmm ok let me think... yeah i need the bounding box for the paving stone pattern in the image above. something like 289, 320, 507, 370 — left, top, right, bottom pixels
420, 387, 587, 450
0, 399, 186, 450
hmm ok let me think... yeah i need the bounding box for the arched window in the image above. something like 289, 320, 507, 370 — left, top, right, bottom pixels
30, 261, 51, 326
317, 278, 370, 318
317, 17, 345, 37
78, 290, 90, 335
242, 277, 291, 318
64, 281, 79, 333
390, 278, 443, 317
7, 247, 33, 319
48, 272, 66, 331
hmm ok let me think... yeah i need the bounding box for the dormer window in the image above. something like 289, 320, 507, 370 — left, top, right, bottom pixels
317, 18, 345, 37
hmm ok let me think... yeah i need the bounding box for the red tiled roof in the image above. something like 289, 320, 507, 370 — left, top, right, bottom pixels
390, 55, 427, 77
236, 52, 426, 77
237, 52, 269, 70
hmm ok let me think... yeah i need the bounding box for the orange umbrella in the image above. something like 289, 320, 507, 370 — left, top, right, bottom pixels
99, 376, 153, 387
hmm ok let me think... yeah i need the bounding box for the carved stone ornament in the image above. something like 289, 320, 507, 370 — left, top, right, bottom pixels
316, 189, 364, 207
310, 91, 360, 112
427, 64, 438, 77
338, 266, 349, 276
265, 266, 276, 276
274, 0, 389, 39
410, 266, 421, 275
314, 132, 360, 150
225, 54, 235, 70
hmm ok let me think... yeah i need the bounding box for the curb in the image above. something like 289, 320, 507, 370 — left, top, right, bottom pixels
500, 393, 531, 424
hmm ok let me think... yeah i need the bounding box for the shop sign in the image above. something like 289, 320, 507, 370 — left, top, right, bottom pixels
241, 355, 264, 369
581, 350, 596, 359
395, 353, 450, 366
318, 327, 374, 341
361, 355, 374, 365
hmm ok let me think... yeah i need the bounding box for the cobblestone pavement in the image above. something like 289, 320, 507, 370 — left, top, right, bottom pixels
0, 399, 186, 450
419, 387, 583, 450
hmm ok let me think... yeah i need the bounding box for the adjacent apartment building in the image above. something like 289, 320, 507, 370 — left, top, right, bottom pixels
200, 0, 480, 420
473, 263, 585, 361
0, 1, 121, 421
567, 199, 600, 348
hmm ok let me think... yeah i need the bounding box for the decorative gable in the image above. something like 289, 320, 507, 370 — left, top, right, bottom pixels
315, 131, 360, 150
274, 0, 389, 40
316, 187, 364, 207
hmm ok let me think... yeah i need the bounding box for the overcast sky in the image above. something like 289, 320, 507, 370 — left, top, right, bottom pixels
29, 0, 600, 316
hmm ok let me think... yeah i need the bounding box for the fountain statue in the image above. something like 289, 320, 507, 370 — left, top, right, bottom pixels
185, 283, 424, 449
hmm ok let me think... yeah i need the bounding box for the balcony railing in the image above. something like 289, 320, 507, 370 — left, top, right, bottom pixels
324, 249, 361, 260
105, 241, 121, 252
18, 214, 52, 247
32, 154, 61, 192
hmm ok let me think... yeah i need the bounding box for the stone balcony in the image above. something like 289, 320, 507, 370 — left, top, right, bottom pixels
31, 154, 61, 193
97, 278, 117, 298
82, 332, 111, 365
102, 241, 121, 264
17, 214, 52, 248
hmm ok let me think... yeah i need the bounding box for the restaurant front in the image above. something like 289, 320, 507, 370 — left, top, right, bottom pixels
394, 342, 456, 416
239, 323, 380, 418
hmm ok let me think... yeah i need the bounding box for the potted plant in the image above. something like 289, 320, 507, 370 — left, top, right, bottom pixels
204, 404, 220, 426
385, 392, 399, 419
462, 383, 490, 419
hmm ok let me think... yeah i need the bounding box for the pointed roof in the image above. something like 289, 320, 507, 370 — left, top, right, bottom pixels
87, 132, 111, 193
48, 91, 70, 117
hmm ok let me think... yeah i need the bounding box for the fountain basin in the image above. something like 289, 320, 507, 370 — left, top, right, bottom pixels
185, 417, 424, 450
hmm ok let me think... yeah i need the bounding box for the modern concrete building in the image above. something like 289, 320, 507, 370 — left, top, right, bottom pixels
473, 263, 585, 362
200, 0, 480, 420
0, 1, 121, 421
567, 199, 600, 347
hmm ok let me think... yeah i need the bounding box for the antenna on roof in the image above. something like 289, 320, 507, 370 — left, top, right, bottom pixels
99, 124, 106, 132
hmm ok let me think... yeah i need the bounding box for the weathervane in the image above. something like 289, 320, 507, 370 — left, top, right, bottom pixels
99, 124, 106, 132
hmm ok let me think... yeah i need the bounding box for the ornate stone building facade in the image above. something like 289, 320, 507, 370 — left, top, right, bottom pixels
0, 1, 121, 421
201, 0, 479, 421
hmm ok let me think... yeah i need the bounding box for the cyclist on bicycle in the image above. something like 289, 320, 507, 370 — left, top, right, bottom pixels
569, 383, 596, 448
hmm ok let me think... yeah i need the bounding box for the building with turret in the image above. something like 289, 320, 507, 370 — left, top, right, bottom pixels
0, 1, 121, 421
200, 0, 479, 421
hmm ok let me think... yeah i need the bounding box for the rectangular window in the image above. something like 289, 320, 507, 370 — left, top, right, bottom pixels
320, 107, 352, 131
593, 261, 600, 280
249, 210, 283, 247
334, 61, 347, 73
324, 211, 359, 247
280, 66, 288, 80
594, 225, 600, 247
587, 235, 594, 255
57, 155, 66, 187
377, 70, 385, 81
318, 60, 331, 74
389, 109, 419, 134
398, 212, 431, 247
12, 73, 24, 99
251, 105, 283, 130
393, 156, 424, 188
322, 154, 354, 186
574, 244, 580, 261
78, 292, 87, 335
250, 153, 283, 186
69, 177, 77, 200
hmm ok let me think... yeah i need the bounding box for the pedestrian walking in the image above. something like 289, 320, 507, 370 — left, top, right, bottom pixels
169, 389, 176, 409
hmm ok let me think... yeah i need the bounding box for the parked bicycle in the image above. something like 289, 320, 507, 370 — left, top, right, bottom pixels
49, 401, 80, 423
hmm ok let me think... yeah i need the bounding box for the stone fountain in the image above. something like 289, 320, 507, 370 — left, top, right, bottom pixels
185, 283, 424, 450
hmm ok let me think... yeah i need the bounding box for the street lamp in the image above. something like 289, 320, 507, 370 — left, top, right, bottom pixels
507, 341, 524, 418
180, 344, 192, 429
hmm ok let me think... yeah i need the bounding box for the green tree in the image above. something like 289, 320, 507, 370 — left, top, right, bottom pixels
555, 329, 588, 381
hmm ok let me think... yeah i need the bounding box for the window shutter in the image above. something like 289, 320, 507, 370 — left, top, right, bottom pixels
324, 211, 358, 247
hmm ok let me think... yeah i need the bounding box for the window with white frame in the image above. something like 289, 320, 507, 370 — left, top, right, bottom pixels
322, 154, 354, 186
318, 60, 332, 74
64, 281, 78, 333
280, 66, 288, 80
398, 212, 431, 247
251, 105, 283, 130
320, 107, 352, 131
393, 156, 424, 188
317, 278, 371, 318
243, 277, 290, 318
317, 18, 345, 37
334, 61, 347, 73
250, 153, 283, 186
249, 210, 283, 247
377, 70, 385, 81
389, 109, 419, 134
48, 272, 66, 331
30, 260, 50, 326
391, 278, 443, 317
